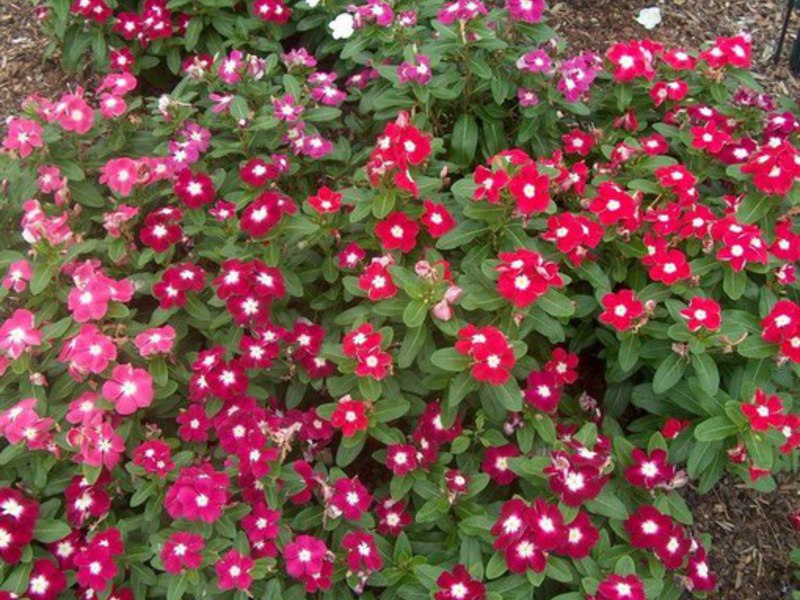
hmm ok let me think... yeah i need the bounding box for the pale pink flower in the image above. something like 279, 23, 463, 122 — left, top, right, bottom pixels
2, 118, 44, 157
0, 309, 42, 359
2, 260, 32, 292
36, 166, 67, 194
134, 326, 175, 357
99, 157, 139, 196
102, 364, 154, 415
103, 204, 139, 237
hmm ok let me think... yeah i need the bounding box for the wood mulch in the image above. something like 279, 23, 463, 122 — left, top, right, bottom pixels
0, 1, 78, 120
552, 0, 800, 99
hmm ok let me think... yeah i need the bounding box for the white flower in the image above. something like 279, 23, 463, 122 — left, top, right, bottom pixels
306, 0, 321, 6
329, 13, 355, 39
635, 7, 662, 30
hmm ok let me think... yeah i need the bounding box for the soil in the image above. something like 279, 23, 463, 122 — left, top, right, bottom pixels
686, 475, 800, 599
0, 1, 77, 120
552, 0, 800, 99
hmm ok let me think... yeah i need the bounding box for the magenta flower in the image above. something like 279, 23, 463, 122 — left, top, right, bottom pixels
283, 534, 328, 578
216, 549, 253, 591
161, 531, 205, 574
102, 364, 154, 415
165, 464, 230, 523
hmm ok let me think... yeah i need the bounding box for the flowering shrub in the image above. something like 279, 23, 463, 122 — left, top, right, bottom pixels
1, 1, 800, 598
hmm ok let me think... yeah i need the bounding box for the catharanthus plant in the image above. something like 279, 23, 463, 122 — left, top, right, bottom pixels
0, 1, 798, 598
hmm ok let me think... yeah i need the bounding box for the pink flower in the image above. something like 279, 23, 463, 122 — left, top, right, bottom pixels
133, 440, 174, 476
329, 477, 372, 520
99, 158, 139, 196
284, 535, 328, 578
67, 280, 112, 322
60, 324, 118, 379
36, 165, 67, 195
2, 260, 32, 292
103, 204, 139, 237
98, 94, 126, 118
74, 535, 120, 591
102, 364, 154, 415
134, 326, 176, 357
165, 464, 230, 523
0, 309, 42, 359
342, 530, 383, 572
217, 50, 244, 85
71, 421, 125, 469
216, 550, 253, 591
161, 532, 205, 574
3, 118, 43, 157
55, 91, 95, 134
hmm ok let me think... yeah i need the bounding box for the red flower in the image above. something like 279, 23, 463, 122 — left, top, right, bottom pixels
376, 499, 412, 536
342, 530, 383, 572
680, 297, 722, 332
597, 574, 646, 600
524, 371, 562, 413
741, 389, 784, 431
496, 248, 563, 309
686, 547, 716, 591
330, 398, 369, 437
599, 289, 644, 332
544, 347, 579, 385
173, 169, 215, 209
27, 558, 67, 600
374, 211, 420, 253
558, 511, 599, 559
343, 323, 382, 358
624, 448, 675, 489
329, 477, 372, 520
308, 186, 342, 214
435, 564, 486, 600
589, 182, 638, 226
386, 444, 418, 475
472, 166, 509, 203
562, 129, 595, 156
240, 157, 278, 187
654, 525, 690, 569
606, 41, 656, 81
216, 550, 253, 591
421, 200, 455, 238
505, 534, 547, 573
508, 163, 551, 214
358, 260, 399, 301
491, 499, 528, 550
482, 444, 519, 485
661, 417, 690, 439
133, 439, 174, 476
525, 498, 563, 550
624, 505, 672, 549
355, 348, 393, 380
161, 532, 205, 574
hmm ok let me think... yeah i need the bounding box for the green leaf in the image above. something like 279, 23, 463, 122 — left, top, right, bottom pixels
694, 416, 739, 441
34, 519, 72, 543
402, 300, 428, 328
618, 335, 640, 373
451, 113, 479, 165
167, 573, 188, 600
430, 348, 471, 372
652, 353, 686, 394
447, 370, 477, 409
737, 193, 774, 224
30, 263, 55, 295
537, 288, 575, 318
436, 220, 487, 250
585, 487, 628, 520
723, 267, 747, 300
398, 326, 426, 369
691, 352, 719, 395
373, 398, 410, 422
737, 335, 777, 359
482, 377, 522, 411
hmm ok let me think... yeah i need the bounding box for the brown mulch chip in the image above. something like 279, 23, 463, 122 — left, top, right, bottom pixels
0, 2, 79, 120
685, 475, 800, 598
552, 0, 800, 99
